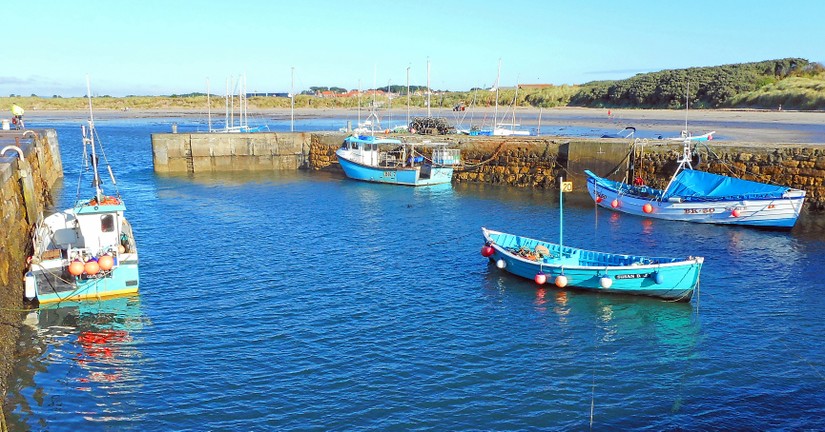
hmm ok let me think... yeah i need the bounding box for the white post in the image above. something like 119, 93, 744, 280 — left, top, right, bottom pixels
291, 66, 295, 132
406, 65, 410, 127
426, 57, 431, 117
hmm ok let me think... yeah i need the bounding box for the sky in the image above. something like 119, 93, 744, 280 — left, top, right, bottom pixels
3, 0, 824, 97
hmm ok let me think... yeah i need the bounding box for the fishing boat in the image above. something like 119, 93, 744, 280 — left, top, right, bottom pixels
481, 228, 703, 301
336, 135, 460, 186
481, 179, 703, 301
585, 134, 806, 228
24, 79, 139, 305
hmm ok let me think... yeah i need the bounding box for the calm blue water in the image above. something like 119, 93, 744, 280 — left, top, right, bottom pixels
7, 117, 825, 430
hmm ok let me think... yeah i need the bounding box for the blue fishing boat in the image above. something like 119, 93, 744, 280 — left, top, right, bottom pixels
336, 135, 460, 186
585, 135, 806, 228
24, 79, 139, 305
482, 179, 703, 301
481, 228, 703, 301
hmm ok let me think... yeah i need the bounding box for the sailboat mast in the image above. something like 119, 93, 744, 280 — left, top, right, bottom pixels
494, 58, 501, 128
426, 57, 431, 117
85, 76, 102, 202
406, 65, 410, 127
207, 78, 212, 132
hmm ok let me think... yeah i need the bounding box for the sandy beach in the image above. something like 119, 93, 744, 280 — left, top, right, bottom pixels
21, 106, 825, 145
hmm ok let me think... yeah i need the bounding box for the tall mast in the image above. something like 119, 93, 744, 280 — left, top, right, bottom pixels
85, 76, 102, 202
291, 66, 295, 132
406, 65, 410, 127
426, 57, 431, 117
494, 58, 501, 127
207, 77, 212, 132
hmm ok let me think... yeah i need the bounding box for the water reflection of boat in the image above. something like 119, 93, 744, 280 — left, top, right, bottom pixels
24, 296, 144, 384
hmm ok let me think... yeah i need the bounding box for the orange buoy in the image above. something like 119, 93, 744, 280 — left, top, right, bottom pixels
534, 271, 547, 285
69, 260, 85, 276
611, 199, 619, 208
84, 260, 100, 275
98, 255, 114, 271
555, 274, 568, 288
643, 203, 653, 213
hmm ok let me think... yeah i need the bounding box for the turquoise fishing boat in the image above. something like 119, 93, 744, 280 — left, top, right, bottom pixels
482, 179, 703, 301
336, 135, 460, 186
24, 79, 139, 305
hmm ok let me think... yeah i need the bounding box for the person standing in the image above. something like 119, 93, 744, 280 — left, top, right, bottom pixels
11, 104, 25, 129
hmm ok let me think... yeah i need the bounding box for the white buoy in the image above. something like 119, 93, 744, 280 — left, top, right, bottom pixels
600, 275, 613, 289
24, 272, 36, 300
496, 259, 507, 269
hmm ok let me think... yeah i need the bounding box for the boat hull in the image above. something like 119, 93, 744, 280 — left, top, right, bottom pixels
27, 258, 139, 305
482, 228, 702, 301
586, 171, 805, 228
337, 153, 454, 186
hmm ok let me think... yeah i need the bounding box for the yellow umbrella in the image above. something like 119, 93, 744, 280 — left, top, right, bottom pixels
11, 104, 24, 116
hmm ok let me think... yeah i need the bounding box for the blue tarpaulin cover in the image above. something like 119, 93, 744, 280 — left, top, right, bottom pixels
663, 170, 789, 201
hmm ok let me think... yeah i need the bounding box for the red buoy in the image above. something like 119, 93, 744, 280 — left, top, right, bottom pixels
534, 272, 547, 285
98, 255, 114, 271
68, 260, 84, 276
481, 244, 495, 257
596, 196, 604, 203
643, 203, 653, 213
85, 260, 100, 275
732, 208, 741, 217
611, 199, 619, 208
555, 274, 568, 288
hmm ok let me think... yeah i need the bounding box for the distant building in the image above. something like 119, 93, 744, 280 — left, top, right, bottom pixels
246, 92, 289, 98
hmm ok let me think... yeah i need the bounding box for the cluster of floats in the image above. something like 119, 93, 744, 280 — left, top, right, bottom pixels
480, 131, 805, 302
24, 81, 139, 305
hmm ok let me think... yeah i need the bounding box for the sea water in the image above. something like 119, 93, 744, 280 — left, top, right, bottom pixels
6, 117, 825, 430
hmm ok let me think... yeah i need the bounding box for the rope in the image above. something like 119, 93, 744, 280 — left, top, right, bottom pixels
455, 141, 508, 170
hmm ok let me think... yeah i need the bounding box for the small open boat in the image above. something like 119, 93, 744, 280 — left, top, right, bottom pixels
482, 178, 703, 301
24, 79, 139, 305
586, 135, 806, 228
481, 228, 703, 301
336, 135, 460, 186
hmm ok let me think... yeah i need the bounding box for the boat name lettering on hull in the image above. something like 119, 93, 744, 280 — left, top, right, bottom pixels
615, 273, 651, 280
684, 208, 715, 214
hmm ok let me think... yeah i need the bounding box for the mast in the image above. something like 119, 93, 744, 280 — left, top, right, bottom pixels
426, 57, 431, 117
406, 65, 410, 127
494, 58, 501, 129
85, 76, 102, 202
291, 66, 295, 132
207, 77, 212, 132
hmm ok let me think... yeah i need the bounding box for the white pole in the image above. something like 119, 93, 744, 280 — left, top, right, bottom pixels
426, 57, 431, 117
291, 66, 295, 132
406, 65, 410, 126
207, 77, 212, 132
559, 176, 564, 251
495, 58, 501, 128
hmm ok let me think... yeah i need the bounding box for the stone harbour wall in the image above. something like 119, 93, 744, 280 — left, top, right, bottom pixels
0, 129, 62, 396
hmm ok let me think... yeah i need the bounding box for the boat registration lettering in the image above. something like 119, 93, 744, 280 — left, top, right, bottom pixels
615, 273, 651, 280
683, 208, 715, 214
383, 171, 396, 178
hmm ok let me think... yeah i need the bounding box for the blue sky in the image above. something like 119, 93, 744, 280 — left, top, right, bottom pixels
4, 0, 823, 97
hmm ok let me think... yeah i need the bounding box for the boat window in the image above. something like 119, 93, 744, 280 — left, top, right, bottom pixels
101, 214, 115, 233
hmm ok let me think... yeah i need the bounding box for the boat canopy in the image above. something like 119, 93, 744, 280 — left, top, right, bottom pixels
663, 169, 790, 201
